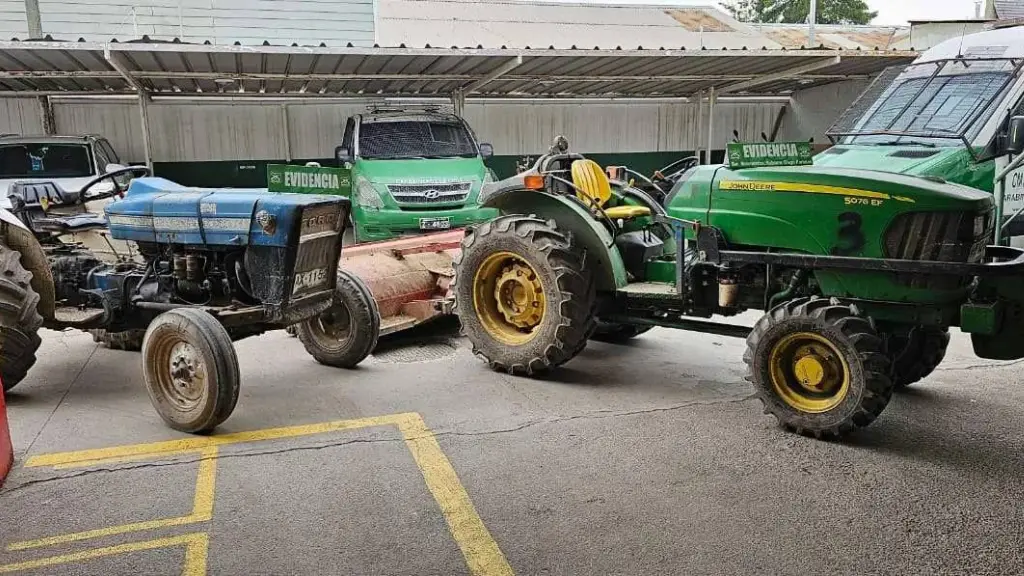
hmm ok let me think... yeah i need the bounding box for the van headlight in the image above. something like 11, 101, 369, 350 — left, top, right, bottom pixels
354, 175, 385, 210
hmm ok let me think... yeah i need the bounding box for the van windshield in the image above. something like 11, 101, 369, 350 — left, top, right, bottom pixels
359, 120, 478, 160
840, 59, 1020, 147
0, 143, 94, 179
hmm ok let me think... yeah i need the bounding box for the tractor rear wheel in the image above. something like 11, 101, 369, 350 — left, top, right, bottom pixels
744, 296, 894, 439
142, 308, 240, 434
591, 322, 652, 343
886, 326, 950, 388
453, 214, 596, 375
89, 329, 145, 351
0, 245, 43, 392
297, 269, 379, 368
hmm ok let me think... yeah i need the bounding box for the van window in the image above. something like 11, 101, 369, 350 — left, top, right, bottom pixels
358, 120, 477, 160
0, 143, 94, 179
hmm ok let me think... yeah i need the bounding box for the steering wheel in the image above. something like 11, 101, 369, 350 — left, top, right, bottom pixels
77, 165, 152, 203
652, 156, 700, 185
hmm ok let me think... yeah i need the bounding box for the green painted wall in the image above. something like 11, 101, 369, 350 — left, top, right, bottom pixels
152, 150, 726, 188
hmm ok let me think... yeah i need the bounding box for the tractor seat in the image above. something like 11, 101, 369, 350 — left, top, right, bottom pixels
570, 159, 651, 220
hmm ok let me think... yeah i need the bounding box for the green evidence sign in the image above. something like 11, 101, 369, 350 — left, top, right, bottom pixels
727, 142, 814, 169
267, 164, 352, 195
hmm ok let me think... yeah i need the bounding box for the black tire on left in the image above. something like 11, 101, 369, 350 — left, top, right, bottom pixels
142, 308, 240, 434
0, 244, 43, 392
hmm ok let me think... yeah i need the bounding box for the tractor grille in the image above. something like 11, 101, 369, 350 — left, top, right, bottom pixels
386, 182, 471, 205
291, 203, 343, 298
883, 209, 993, 289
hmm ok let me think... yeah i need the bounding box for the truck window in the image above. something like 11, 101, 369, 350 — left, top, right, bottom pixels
0, 143, 94, 179
845, 59, 1019, 147
342, 118, 355, 151
358, 120, 477, 160
97, 139, 120, 164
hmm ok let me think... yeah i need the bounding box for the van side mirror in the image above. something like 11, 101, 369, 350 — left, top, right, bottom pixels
1007, 116, 1024, 155
104, 162, 127, 174
335, 146, 353, 164
479, 143, 494, 158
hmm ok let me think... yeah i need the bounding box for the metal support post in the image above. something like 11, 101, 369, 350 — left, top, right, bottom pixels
281, 104, 292, 161
695, 90, 704, 164
809, 0, 817, 47
137, 94, 153, 170
706, 86, 716, 165
24, 0, 42, 38
451, 88, 466, 117
37, 96, 55, 134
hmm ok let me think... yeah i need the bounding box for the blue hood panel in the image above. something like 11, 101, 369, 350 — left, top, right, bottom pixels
105, 177, 347, 247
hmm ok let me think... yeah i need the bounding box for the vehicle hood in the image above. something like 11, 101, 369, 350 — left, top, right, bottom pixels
355, 157, 486, 184
813, 145, 994, 192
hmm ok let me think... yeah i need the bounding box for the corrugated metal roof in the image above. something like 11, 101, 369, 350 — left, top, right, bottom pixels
994, 1, 1024, 20
0, 40, 917, 99
753, 24, 910, 51
377, 0, 781, 50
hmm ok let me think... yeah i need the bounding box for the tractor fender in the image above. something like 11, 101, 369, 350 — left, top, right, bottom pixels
482, 188, 628, 291
0, 208, 55, 320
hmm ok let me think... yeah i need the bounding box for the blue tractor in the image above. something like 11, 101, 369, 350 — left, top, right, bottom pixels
0, 167, 377, 433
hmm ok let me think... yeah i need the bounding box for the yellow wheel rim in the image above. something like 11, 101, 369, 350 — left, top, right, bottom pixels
768, 332, 850, 413
472, 251, 547, 346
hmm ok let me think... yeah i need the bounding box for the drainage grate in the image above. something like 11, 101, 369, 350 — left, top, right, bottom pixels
372, 339, 459, 363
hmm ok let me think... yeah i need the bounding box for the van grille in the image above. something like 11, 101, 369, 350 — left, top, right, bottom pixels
386, 182, 471, 205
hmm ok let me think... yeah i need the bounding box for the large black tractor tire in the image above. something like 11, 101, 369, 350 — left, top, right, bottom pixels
744, 296, 894, 439
591, 321, 652, 344
886, 327, 950, 389
297, 269, 380, 368
0, 245, 43, 392
453, 214, 597, 375
89, 329, 145, 351
142, 308, 240, 434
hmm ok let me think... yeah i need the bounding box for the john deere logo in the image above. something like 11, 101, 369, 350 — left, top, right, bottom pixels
423, 189, 440, 199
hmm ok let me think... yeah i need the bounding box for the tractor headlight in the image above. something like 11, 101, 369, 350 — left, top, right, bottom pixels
354, 175, 385, 210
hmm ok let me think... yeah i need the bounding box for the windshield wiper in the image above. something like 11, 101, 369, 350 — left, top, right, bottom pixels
870, 140, 938, 148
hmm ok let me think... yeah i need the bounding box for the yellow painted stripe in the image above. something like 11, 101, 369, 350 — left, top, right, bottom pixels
398, 413, 514, 576
719, 180, 914, 202
8, 448, 219, 551
0, 533, 208, 574
26, 414, 412, 468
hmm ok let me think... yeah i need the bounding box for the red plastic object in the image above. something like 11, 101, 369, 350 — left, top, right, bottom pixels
0, 383, 11, 486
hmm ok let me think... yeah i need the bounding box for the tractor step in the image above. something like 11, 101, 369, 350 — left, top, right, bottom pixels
619, 281, 678, 299
380, 314, 419, 336
53, 306, 105, 326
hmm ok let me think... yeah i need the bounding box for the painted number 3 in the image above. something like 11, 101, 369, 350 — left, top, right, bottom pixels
832, 212, 866, 256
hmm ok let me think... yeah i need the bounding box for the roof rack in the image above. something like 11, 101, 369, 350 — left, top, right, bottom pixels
365, 102, 455, 115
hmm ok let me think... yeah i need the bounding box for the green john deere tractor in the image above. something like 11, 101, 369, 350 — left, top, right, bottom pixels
453, 135, 1024, 439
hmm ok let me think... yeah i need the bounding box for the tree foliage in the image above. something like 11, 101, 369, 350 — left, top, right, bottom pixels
723, 0, 878, 25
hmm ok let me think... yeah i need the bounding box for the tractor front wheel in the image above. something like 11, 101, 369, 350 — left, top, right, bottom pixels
142, 308, 240, 434
744, 296, 894, 439
453, 214, 596, 375
297, 269, 380, 368
885, 326, 950, 388
0, 245, 43, 392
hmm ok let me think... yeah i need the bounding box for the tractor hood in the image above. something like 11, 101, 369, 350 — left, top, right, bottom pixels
812, 145, 995, 193
714, 164, 994, 209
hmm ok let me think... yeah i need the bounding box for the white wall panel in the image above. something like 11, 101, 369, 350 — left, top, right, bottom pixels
0, 99, 43, 135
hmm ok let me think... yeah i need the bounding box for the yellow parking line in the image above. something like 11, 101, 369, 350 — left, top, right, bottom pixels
26, 414, 410, 468
0, 533, 209, 575
12, 413, 512, 575
398, 413, 514, 576
8, 448, 219, 551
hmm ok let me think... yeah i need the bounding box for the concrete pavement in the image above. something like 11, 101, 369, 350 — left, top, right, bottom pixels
2, 318, 1023, 575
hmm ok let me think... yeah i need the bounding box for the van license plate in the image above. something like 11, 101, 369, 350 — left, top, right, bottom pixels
419, 217, 451, 230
